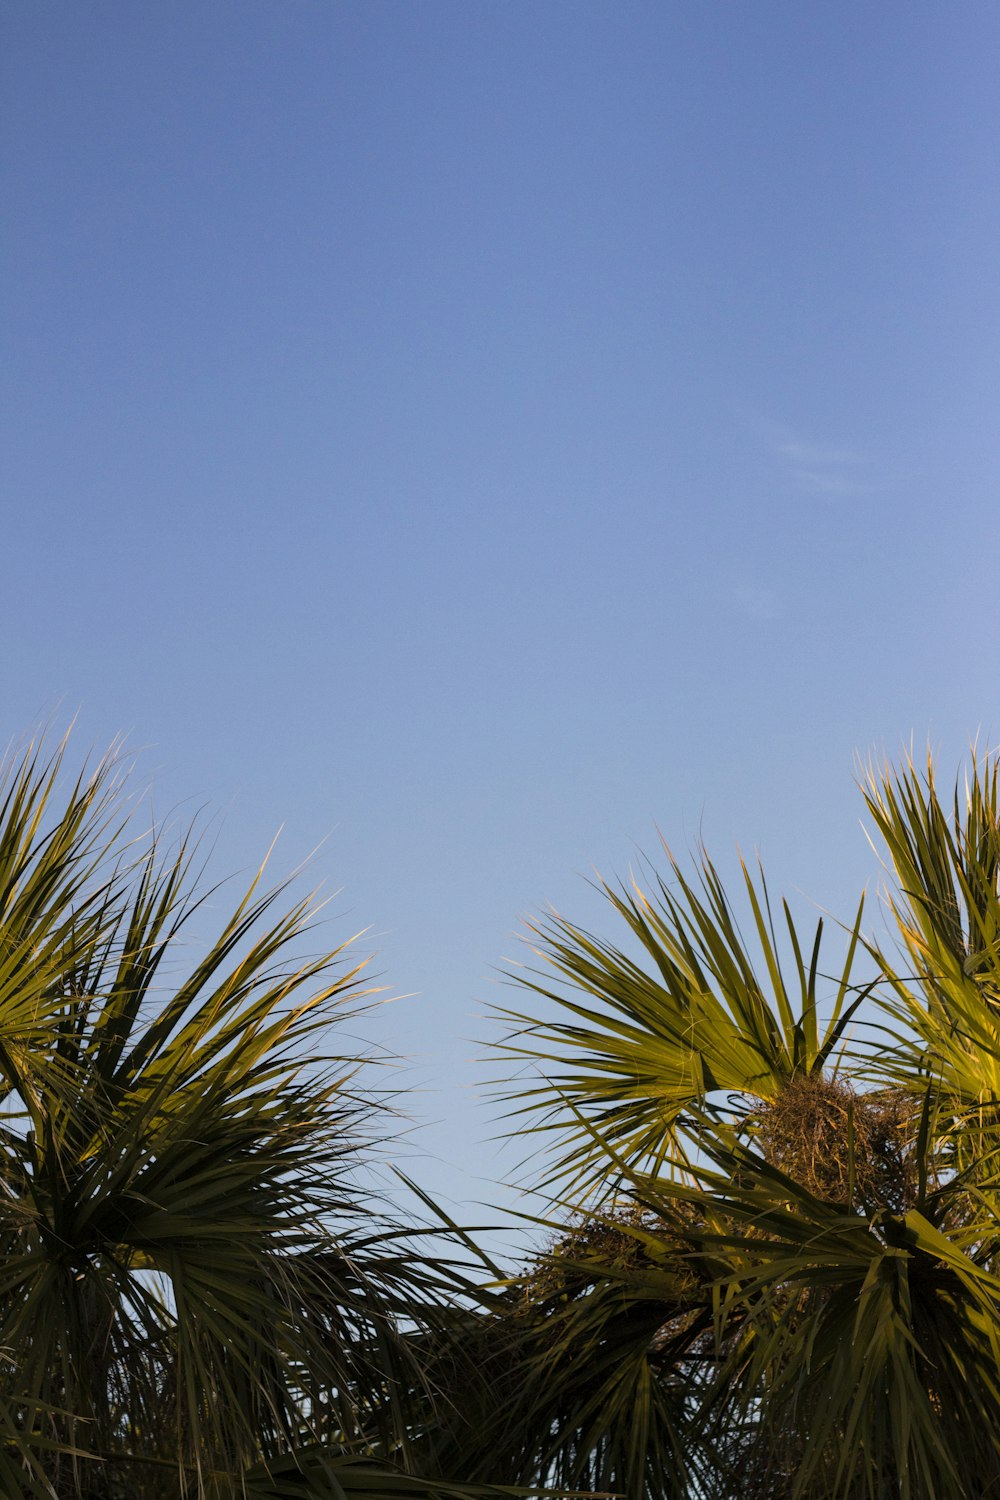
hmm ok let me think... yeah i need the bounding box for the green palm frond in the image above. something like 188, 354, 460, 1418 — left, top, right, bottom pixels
475, 1103, 1000, 1500
481, 746, 1000, 1498
862, 749, 1000, 1182
0, 735, 135, 1112
216, 1449, 560, 1500
649, 1118, 1000, 1500
494, 850, 870, 1194
0, 738, 463, 1499
415, 1202, 718, 1500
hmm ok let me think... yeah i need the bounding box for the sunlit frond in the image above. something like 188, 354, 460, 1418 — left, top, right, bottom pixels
494, 851, 870, 1195
0, 737, 467, 1498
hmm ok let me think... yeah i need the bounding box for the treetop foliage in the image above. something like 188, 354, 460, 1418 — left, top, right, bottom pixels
4, 733, 1000, 1499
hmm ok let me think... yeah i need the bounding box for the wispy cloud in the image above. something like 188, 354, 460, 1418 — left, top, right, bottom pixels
770, 438, 862, 467
749, 417, 880, 499
784, 467, 874, 497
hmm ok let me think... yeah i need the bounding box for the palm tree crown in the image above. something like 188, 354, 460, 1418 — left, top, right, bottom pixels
9, 735, 1000, 1500
424, 750, 1000, 1500
0, 739, 456, 1499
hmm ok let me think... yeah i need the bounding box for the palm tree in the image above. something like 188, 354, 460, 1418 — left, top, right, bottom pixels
12, 734, 1000, 1499
0, 737, 480, 1499
428, 749, 1000, 1500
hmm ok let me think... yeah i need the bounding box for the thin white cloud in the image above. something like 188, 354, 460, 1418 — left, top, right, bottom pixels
786, 467, 878, 497
773, 440, 862, 467
745, 414, 880, 499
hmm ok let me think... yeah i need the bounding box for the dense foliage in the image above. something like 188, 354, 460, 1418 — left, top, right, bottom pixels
4, 736, 1000, 1499
0, 741, 481, 1499
428, 750, 1000, 1500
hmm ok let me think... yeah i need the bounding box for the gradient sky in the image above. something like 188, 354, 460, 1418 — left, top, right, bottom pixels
3, 2, 1000, 1216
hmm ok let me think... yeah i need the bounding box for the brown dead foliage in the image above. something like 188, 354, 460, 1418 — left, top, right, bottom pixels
517, 1197, 708, 1311
756, 1075, 915, 1211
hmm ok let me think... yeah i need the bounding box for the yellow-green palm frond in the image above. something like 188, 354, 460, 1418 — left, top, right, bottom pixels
494, 849, 870, 1196
863, 748, 1000, 1181
0, 737, 466, 1499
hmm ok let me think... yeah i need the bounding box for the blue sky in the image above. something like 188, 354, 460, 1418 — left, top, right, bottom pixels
3, 2, 1000, 1213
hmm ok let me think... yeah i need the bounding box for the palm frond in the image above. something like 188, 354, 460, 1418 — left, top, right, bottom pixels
494, 851, 870, 1195
0, 738, 462, 1498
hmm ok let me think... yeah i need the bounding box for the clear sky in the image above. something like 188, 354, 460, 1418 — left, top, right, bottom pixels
3, 2, 1000, 1215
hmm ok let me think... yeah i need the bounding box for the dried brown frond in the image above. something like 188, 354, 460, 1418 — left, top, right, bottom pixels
756, 1075, 915, 1211
516, 1197, 706, 1311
